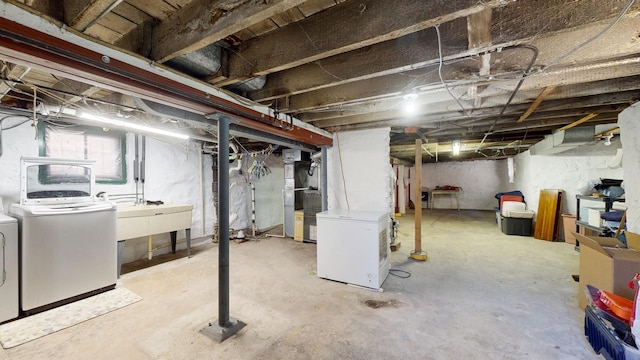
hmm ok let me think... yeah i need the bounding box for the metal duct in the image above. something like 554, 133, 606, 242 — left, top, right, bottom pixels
165, 44, 222, 77
225, 76, 267, 93
529, 126, 596, 155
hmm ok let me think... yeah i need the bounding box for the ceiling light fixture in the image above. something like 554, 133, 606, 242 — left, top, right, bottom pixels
452, 139, 461, 156
604, 133, 614, 146
77, 111, 189, 140
402, 92, 419, 114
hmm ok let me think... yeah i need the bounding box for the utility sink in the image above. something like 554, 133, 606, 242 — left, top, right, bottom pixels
116, 203, 193, 241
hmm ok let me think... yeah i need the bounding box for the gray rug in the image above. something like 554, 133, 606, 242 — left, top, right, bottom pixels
0, 287, 141, 349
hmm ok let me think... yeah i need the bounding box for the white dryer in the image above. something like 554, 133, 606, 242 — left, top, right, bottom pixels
0, 214, 18, 323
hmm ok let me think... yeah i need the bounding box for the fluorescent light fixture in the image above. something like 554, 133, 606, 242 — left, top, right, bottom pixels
78, 111, 189, 140
452, 140, 461, 156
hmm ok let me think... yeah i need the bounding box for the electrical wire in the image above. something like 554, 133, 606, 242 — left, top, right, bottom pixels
0, 115, 30, 130
475, 44, 538, 152
389, 268, 411, 278
540, 0, 636, 73
435, 24, 468, 113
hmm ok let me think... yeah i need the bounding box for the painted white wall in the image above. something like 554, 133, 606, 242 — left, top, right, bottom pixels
411, 159, 508, 210
327, 128, 393, 214
619, 102, 640, 233
0, 120, 215, 263
509, 150, 623, 216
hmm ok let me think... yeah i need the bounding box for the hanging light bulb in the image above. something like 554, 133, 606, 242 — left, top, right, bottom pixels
402, 92, 419, 115
604, 133, 613, 146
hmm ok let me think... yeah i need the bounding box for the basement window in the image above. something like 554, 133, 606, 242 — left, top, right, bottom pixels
38, 122, 126, 184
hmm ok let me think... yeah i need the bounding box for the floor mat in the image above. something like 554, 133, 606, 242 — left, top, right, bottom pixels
0, 287, 141, 349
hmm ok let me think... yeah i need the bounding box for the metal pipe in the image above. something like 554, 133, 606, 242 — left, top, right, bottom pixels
141, 135, 146, 202
134, 134, 139, 203
249, 183, 256, 237
199, 144, 205, 237
147, 235, 153, 260
321, 146, 328, 211
217, 116, 231, 328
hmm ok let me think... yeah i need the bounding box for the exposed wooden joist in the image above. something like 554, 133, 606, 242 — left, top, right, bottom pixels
248, 13, 640, 105
290, 58, 640, 122
300, 57, 640, 125
247, 28, 464, 102
466, 8, 492, 108
516, 85, 557, 122
594, 127, 620, 138
327, 91, 640, 131
64, 0, 122, 32
152, 0, 309, 63
215, 0, 513, 86
0, 63, 30, 96
557, 113, 599, 131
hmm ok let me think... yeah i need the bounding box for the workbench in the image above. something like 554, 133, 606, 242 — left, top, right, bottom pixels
429, 189, 461, 211
116, 203, 193, 276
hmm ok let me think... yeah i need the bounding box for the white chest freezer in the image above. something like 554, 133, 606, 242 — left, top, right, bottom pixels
316, 210, 390, 290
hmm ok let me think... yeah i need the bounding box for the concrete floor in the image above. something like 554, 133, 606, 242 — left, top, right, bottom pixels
0, 210, 600, 359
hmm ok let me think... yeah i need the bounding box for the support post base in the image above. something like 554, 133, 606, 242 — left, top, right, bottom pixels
409, 250, 428, 261
201, 317, 246, 343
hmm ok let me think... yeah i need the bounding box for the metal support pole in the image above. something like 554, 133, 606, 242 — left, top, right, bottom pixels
201, 116, 246, 342
321, 146, 328, 212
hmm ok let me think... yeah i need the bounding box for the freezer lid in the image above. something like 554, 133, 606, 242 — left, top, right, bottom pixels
316, 210, 388, 222
20, 157, 96, 206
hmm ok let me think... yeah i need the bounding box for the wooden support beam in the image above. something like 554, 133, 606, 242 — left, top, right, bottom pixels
0, 63, 30, 96
152, 0, 308, 63
309, 77, 640, 128
216, 0, 512, 86
467, 8, 492, 107
594, 127, 620, 138
64, 0, 122, 32
410, 138, 427, 261
557, 113, 599, 131
328, 90, 638, 131
516, 85, 557, 122
249, 15, 640, 103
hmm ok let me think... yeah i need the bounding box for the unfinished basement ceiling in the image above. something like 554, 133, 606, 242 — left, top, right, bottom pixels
0, 0, 638, 162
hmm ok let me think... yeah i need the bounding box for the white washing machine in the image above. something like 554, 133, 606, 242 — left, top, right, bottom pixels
0, 214, 18, 323
10, 157, 117, 313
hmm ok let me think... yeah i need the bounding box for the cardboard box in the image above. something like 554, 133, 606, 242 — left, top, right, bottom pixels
575, 232, 640, 309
